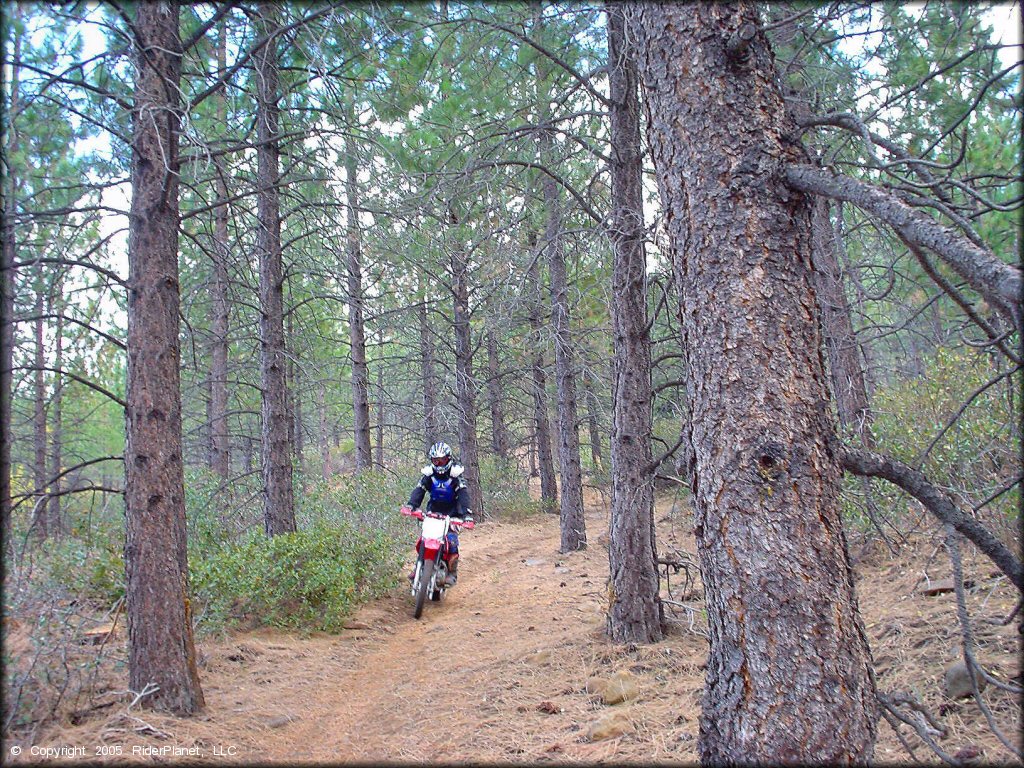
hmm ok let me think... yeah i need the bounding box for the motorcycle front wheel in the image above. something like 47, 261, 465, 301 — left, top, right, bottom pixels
414, 555, 433, 619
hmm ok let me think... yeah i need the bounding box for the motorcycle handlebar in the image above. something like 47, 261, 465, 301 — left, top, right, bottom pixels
399, 506, 474, 529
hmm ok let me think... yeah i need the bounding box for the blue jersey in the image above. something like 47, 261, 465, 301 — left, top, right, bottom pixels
407, 464, 469, 517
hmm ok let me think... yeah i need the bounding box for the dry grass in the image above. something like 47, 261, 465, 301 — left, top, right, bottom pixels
6, 488, 1021, 765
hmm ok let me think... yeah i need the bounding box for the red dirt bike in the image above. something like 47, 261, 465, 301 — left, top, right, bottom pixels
400, 505, 474, 619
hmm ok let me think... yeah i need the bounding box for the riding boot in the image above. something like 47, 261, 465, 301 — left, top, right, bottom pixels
445, 554, 458, 586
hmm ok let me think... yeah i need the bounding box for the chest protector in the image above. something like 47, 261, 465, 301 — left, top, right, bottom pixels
430, 476, 456, 505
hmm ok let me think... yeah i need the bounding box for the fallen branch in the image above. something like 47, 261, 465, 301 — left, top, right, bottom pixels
946, 527, 1024, 760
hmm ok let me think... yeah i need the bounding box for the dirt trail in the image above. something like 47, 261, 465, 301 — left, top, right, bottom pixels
14, 493, 1022, 765
204, 499, 692, 764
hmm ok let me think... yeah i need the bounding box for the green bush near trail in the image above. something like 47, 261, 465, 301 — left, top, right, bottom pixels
839, 348, 1020, 532
190, 520, 402, 634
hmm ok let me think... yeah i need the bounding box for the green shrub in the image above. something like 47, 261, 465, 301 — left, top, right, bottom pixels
478, 456, 546, 519
42, 537, 125, 606
190, 520, 402, 633
842, 347, 1020, 531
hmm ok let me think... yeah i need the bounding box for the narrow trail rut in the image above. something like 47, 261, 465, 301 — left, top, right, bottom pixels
260, 512, 610, 762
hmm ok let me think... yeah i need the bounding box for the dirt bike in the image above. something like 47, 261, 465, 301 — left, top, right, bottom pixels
400, 505, 474, 619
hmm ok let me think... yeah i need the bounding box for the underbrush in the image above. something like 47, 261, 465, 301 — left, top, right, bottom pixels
2, 469, 409, 738
190, 521, 401, 634
479, 457, 548, 519
839, 348, 1020, 547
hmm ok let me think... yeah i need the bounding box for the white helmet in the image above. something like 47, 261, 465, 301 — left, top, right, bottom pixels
428, 441, 453, 477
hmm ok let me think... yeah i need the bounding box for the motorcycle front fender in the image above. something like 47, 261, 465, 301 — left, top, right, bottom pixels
421, 537, 443, 558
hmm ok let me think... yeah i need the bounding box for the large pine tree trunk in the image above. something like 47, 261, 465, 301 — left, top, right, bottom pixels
605, 3, 662, 644
124, 0, 204, 713
527, 246, 557, 509
208, 22, 230, 480
630, 3, 876, 761
344, 135, 372, 470
255, 2, 296, 536
451, 241, 483, 517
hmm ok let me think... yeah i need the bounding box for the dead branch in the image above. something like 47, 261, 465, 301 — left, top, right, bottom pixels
840, 445, 1024, 593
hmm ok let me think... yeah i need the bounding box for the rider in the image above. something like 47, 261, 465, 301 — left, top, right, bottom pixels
405, 441, 473, 586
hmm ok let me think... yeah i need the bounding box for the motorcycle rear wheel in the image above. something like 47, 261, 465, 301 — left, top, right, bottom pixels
414, 556, 432, 619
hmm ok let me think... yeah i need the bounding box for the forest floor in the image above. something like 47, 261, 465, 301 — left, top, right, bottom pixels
9, 487, 1022, 765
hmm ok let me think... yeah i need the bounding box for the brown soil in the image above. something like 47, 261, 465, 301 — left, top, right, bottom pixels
9, 490, 1022, 765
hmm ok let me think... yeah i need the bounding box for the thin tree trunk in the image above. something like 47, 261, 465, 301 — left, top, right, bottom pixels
631, 3, 876, 761
208, 21, 231, 480
811, 198, 875, 448
375, 348, 384, 469
318, 381, 330, 479
0, 3, 22, 549
49, 272, 64, 535
255, 1, 296, 536
485, 325, 510, 460
534, 7, 585, 551
418, 275, 439, 451
582, 369, 603, 472
33, 271, 48, 540
543, 166, 585, 550
527, 246, 557, 508
451, 238, 483, 517
124, 0, 204, 713
344, 138, 372, 470
288, 305, 304, 486
606, 2, 662, 643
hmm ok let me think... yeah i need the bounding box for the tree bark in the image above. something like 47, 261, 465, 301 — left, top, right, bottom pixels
582, 369, 604, 472
344, 132, 372, 470
545, 193, 586, 551
841, 446, 1023, 591
208, 21, 230, 480
0, 4, 21, 549
255, 1, 296, 536
606, 3, 662, 644
485, 325, 510, 460
534, 7, 585, 550
527, 246, 557, 509
811, 198, 874, 448
631, 3, 876, 761
785, 164, 1022, 331
451, 239, 483, 517
124, 0, 204, 713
